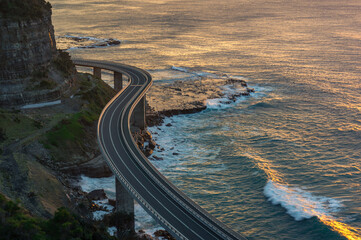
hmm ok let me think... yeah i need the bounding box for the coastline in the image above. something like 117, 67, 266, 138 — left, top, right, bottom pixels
146, 76, 254, 127
77, 74, 255, 238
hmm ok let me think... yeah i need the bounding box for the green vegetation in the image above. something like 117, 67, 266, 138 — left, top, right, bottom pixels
26, 50, 76, 91
0, 109, 41, 147
44, 112, 85, 148
42, 74, 115, 163
27, 70, 58, 91
52, 51, 76, 78
79, 78, 116, 117
0, 0, 52, 20
0, 194, 115, 240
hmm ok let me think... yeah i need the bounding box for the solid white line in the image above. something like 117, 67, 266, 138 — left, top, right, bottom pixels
76, 60, 244, 240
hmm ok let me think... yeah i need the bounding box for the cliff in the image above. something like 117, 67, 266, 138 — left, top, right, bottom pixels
0, 2, 72, 108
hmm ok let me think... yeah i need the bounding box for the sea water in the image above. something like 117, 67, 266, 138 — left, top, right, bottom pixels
51, 0, 361, 239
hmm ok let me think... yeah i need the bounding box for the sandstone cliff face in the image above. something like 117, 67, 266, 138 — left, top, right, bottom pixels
0, 10, 69, 108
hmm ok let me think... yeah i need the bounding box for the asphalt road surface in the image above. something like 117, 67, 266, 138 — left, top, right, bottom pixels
74, 59, 247, 240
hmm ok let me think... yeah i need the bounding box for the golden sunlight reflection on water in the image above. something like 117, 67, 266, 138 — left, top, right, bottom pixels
250, 153, 361, 240
51, 0, 361, 238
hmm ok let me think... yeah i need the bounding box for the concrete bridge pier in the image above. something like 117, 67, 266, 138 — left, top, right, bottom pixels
131, 95, 146, 130
114, 72, 123, 91
115, 178, 135, 239
93, 67, 101, 79
75, 62, 142, 239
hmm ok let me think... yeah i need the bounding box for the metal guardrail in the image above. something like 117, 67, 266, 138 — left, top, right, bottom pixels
73, 59, 247, 240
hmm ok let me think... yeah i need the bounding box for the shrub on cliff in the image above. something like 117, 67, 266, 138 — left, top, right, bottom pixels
0, 194, 115, 240
0, 0, 52, 20
52, 50, 76, 78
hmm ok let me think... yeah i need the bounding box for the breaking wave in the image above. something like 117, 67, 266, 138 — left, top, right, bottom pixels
264, 180, 343, 221
248, 153, 361, 240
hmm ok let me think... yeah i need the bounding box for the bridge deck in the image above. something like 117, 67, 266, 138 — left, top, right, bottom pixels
73, 59, 247, 240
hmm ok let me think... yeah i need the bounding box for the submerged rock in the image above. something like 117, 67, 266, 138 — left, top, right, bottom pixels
152, 155, 164, 161
247, 87, 255, 93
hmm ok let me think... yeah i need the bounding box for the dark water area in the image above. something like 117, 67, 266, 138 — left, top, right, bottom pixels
51, 0, 361, 239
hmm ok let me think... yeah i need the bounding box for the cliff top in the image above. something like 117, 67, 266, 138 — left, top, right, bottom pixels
0, 0, 52, 20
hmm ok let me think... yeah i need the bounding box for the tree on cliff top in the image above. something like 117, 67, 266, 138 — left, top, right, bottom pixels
0, 0, 52, 20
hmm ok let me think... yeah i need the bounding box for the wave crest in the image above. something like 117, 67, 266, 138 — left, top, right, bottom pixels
264, 180, 342, 221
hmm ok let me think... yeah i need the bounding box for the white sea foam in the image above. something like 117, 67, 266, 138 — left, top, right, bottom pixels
57, 35, 121, 50
93, 210, 109, 221
134, 203, 162, 235
264, 180, 343, 221
171, 66, 189, 73
205, 83, 251, 110
206, 98, 233, 110
79, 175, 162, 235
107, 227, 117, 236
94, 199, 114, 211
64, 35, 101, 41
79, 175, 115, 199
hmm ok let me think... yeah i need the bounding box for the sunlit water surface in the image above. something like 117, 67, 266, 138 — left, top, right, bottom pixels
51, 0, 361, 239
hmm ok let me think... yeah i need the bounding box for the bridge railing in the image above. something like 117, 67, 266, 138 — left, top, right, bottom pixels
73, 59, 129, 91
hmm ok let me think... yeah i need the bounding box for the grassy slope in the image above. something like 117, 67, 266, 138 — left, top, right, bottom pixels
0, 72, 116, 218
42, 74, 116, 166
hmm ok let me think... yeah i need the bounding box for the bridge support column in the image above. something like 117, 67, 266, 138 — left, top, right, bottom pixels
93, 67, 101, 79
131, 95, 146, 130
114, 71, 123, 91
115, 178, 134, 239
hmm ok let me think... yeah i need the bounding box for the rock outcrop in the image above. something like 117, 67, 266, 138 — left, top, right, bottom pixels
0, 4, 72, 108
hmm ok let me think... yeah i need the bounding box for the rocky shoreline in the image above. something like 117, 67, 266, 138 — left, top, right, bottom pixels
73, 76, 255, 239
131, 76, 255, 163
146, 77, 254, 126
0, 70, 254, 239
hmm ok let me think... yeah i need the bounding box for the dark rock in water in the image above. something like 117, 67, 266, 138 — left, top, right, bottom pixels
95, 42, 108, 47
108, 39, 121, 46
153, 155, 164, 161
149, 140, 157, 149
136, 230, 154, 240
143, 130, 152, 140
69, 36, 84, 42
89, 202, 106, 212
227, 78, 248, 87
154, 230, 176, 240
240, 80, 248, 87
172, 152, 179, 156
241, 92, 250, 96
86, 189, 107, 201
144, 147, 153, 157
247, 87, 255, 93
108, 199, 116, 207
159, 105, 207, 118
166, 123, 172, 127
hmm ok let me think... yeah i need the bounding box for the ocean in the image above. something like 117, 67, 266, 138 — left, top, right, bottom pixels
51, 0, 361, 239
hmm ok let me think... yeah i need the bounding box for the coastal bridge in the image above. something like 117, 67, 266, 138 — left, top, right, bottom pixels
73, 59, 247, 240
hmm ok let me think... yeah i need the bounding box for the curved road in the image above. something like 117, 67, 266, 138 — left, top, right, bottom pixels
74, 59, 247, 240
